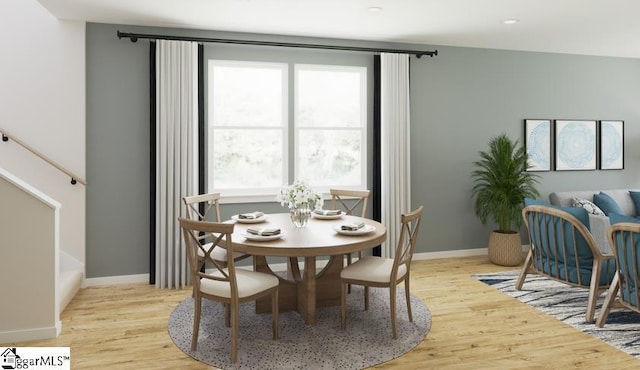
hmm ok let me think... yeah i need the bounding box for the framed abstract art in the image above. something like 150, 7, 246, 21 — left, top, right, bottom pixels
599, 120, 624, 170
554, 119, 597, 171
524, 119, 551, 171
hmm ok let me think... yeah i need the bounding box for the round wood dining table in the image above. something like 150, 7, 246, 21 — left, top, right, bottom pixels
229, 213, 387, 325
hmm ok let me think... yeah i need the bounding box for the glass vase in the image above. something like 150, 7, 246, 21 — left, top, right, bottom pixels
290, 203, 311, 228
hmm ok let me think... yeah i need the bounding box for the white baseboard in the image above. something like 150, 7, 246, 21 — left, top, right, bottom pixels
83, 273, 149, 287
79, 248, 501, 287
412, 247, 489, 260
0, 323, 60, 343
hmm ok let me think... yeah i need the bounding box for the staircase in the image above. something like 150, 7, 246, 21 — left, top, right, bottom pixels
60, 251, 84, 313
0, 167, 83, 342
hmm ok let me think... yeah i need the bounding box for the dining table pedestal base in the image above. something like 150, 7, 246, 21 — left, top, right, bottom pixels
255, 254, 344, 325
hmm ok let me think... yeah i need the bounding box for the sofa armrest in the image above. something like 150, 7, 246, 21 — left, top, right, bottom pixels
588, 214, 612, 255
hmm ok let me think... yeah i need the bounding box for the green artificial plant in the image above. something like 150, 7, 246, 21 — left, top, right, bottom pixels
471, 133, 540, 233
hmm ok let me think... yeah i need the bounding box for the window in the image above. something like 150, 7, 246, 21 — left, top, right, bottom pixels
295, 65, 367, 189
208, 60, 367, 201
207, 60, 288, 197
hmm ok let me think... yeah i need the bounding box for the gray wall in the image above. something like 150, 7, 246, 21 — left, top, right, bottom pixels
411, 47, 640, 250
86, 22, 640, 278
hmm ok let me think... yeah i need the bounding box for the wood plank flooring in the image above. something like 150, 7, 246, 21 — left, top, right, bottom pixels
3, 256, 638, 369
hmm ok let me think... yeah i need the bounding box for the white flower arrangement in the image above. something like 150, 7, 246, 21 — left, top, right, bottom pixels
277, 180, 323, 210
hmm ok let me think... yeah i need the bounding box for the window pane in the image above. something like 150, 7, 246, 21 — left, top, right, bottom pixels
210, 63, 284, 127
297, 129, 362, 187
297, 68, 363, 127
210, 129, 284, 189
208, 60, 287, 196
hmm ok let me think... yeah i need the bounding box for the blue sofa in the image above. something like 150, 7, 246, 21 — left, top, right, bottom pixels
548, 189, 640, 254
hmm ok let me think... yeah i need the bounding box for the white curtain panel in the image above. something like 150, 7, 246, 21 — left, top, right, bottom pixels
155, 40, 199, 289
380, 53, 411, 258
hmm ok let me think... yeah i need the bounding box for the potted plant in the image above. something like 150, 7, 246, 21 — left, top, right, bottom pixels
471, 134, 540, 266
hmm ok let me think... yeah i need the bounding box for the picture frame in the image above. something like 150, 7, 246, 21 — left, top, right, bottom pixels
524, 119, 552, 171
599, 120, 624, 170
554, 119, 597, 171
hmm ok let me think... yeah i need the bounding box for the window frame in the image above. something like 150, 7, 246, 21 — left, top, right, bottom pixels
293, 64, 368, 194
207, 59, 289, 202
206, 58, 370, 204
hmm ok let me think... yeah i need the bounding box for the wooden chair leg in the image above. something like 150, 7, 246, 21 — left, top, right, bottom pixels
364, 286, 369, 311
390, 284, 397, 339
346, 254, 352, 293
272, 289, 279, 340
341, 281, 347, 330
515, 249, 533, 290
586, 259, 603, 323
404, 278, 413, 322
231, 302, 239, 363
597, 273, 620, 328
191, 296, 201, 351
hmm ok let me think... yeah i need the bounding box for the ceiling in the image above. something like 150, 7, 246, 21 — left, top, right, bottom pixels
37, 0, 640, 59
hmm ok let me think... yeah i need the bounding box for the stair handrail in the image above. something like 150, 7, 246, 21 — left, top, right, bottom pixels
1, 128, 86, 186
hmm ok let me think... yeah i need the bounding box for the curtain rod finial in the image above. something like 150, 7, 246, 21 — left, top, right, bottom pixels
415, 50, 437, 59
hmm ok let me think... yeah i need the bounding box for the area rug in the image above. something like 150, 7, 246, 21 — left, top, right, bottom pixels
473, 270, 640, 358
168, 286, 431, 369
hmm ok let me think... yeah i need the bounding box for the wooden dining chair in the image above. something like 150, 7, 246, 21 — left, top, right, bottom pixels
340, 205, 424, 339
596, 222, 640, 328
330, 189, 370, 218
330, 188, 371, 265
179, 218, 279, 363
183, 193, 251, 265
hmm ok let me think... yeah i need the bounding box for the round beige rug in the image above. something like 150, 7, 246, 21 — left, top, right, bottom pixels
168, 285, 431, 369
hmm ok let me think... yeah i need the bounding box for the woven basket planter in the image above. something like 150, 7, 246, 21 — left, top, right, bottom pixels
488, 231, 523, 266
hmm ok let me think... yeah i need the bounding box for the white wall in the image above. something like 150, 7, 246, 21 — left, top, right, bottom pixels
0, 0, 86, 266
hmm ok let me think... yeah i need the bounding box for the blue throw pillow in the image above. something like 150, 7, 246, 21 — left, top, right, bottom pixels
593, 192, 624, 216
609, 212, 640, 225
524, 197, 545, 207
523, 197, 590, 228
629, 191, 640, 217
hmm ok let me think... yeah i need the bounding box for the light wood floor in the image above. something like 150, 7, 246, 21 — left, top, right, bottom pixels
4, 256, 638, 369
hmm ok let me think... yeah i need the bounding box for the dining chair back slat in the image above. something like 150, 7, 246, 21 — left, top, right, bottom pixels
330, 189, 370, 218
183, 192, 222, 222
182, 192, 251, 265
330, 188, 371, 266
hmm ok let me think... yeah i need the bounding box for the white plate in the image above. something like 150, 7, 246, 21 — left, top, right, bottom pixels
232, 214, 266, 224
333, 224, 376, 236
241, 231, 285, 241
312, 210, 344, 220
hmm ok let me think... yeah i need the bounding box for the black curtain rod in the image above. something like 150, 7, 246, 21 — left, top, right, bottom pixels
117, 31, 437, 58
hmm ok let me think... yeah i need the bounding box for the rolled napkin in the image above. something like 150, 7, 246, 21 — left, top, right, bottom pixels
247, 227, 281, 236
341, 222, 365, 231
314, 209, 342, 216
239, 211, 264, 219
